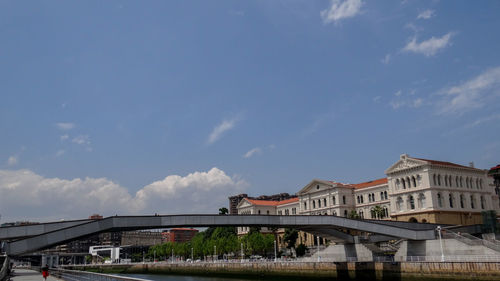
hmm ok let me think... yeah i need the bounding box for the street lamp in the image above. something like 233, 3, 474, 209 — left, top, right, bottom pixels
191, 247, 194, 263
317, 236, 320, 262
274, 240, 277, 262
437, 226, 445, 262
240, 242, 244, 262
171, 249, 174, 264
214, 245, 217, 263
154, 250, 156, 263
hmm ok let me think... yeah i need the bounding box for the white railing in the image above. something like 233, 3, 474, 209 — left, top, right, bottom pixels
50, 268, 151, 281
396, 255, 500, 262
444, 230, 500, 252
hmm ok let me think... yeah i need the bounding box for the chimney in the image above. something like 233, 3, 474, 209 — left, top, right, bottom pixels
469, 162, 475, 168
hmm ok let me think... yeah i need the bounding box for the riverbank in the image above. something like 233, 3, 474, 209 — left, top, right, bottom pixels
66, 261, 500, 281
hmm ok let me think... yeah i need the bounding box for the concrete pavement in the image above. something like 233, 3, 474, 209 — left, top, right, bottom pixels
10, 269, 61, 281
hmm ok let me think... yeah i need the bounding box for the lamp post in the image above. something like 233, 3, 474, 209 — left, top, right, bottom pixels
171, 249, 174, 264
317, 236, 320, 262
154, 250, 156, 263
142, 251, 145, 264
274, 240, 277, 262
214, 245, 217, 263
191, 247, 194, 263
437, 226, 445, 262
241, 242, 244, 262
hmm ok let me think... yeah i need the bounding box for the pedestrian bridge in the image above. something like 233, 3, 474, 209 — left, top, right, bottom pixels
1, 215, 439, 256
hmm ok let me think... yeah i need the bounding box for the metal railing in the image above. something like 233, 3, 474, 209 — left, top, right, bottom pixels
396, 255, 500, 262
0, 255, 9, 281
50, 268, 151, 281
444, 230, 500, 252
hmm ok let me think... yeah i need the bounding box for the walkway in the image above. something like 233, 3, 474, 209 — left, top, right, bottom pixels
10, 269, 61, 281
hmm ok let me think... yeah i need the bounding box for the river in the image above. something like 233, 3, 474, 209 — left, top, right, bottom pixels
118, 274, 261, 281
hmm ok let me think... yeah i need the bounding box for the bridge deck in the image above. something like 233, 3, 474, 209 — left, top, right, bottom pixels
3, 215, 437, 256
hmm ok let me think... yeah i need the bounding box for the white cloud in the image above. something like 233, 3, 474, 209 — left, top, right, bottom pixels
417, 9, 435, 20
55, 150, 65, 157
7, 156, 18, 166
60, 134, 69, 141
56, 123, 75, 130
72, 135, 90, 145
373, 96, 381, 102
403, 32, 454, 57
437, 67, 500, 115
381, 54, 391, 64
243, 147, 262, 158
413, 98, 423, 108
394, 90, 402, 97
0, 168, 247, 221
207, 118, 238, 144
320, 0, 363, 24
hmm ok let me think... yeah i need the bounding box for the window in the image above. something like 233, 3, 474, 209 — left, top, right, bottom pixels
444, 175, 448, 186
285, 209, 289, 215
396, 197, 403, 211
313, 201, 316, 209
359, 210, 364, 219
460, 194, 465, 208
460, 177, 463, 187
438, 175, 441, 186
316, 185, 320, 190
266, 210, 270, 215
344, 210, 348, 217
396, 179, 400, 189
480, 196, 485, 209
449, 194, 454, 208
384, 191, 388, 200
437, 193, 443, 208
332, 196, 336, 205
258, 210, 261, 214
343, 196, 346, 205
278, 210, 282, 215
357, 196, 360, 204
361, 195, 364, 203
304, 202, 307, 210
292, 208, 296, 215
470, 195, 475, 209
402, 178, 406, 189
318, 200, 321, 208
412, 176, 417, 187
466, 177, 470, 188
456, 176, 459, 187
433, 174, 436, 185
380, 192, 384, 201
333, 211, 337, 216
371, 209, 375, 219
372, 193, 375, 201
476, 179, 480, 189
408, 195, 415, 210
384, 207, 389, 218
324, 198, 327, 207
418, 193, 426, 208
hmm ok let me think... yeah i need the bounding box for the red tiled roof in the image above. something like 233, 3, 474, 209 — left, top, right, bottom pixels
414, 158, 472, 169
352, 178, 388, 189
246, 197, 299, 206
490, 164, 500, 171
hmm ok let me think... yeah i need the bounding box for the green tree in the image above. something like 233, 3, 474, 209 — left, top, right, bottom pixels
295, 244, 307, 257
372, 205, 385, 219
283, 228, 299, 248
219, 207, 229, 215
348, 210, 360, 219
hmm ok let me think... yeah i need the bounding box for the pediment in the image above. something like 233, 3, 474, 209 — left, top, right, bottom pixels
385, 157, 427, 175
236, 198, 252, 209
297, 179, 334, 195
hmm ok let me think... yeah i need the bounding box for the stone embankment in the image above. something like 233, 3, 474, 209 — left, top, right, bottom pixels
68, 261, 500, 280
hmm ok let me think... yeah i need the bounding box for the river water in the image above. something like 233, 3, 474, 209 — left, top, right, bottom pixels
118, 274, 256, 281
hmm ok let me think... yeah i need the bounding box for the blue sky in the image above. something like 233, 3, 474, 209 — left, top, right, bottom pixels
1, 0, 499, 221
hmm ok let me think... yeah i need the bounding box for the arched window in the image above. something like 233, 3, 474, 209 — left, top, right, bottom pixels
380, 192, 384, 201
402, 178, 406, 189
384, 191, 388, 200
438, 175, 441, 186
408, 195, 415, 210
466, 177, 470, 188
359, 210, 364, 219
476, 179, 480, 189
433, 174, 437, 185
258, 210, 261, 214
372, 193, 375, 201
456, 176, 459, 187
395, 179, 400, 190
412, 176, 417, 187
332, 196, 336, 205
460, 194, 465, 208
357, 196, 360, 204
313, 201, 316, 209
304, 202, 307, 210
480, 179, 483, 189
396, 197, 403, 211
460, 176, 463, 187
384, 207, 389, 218
318, 199, 321, 208
324, 198, 327, 207
418, 193, 426, 208
333, 211, 337, 216
406, 177, 411, 188
470, 195, 475, 209
449, 194, 454, 208
343, 196, 346, 205
437, 193, 443, 208
267, 210, 270, 215
361, 195, 364, 204
344, 210, 348, 217
480, 196, 485, 209
444, 175, 448, 186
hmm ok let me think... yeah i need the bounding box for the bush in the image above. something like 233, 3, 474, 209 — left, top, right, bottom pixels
295, 243, 307, 257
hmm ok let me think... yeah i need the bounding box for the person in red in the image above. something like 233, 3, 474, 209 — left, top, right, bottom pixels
41, 265, 49, 280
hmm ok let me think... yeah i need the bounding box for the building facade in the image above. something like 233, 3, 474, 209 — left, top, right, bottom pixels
162, 228, 199, 243
235, 154, 500, 245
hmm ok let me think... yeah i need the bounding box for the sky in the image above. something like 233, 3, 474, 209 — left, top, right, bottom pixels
1, 0, 500, 222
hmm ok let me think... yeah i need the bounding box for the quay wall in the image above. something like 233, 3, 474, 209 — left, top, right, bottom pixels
69, 261, 500, 280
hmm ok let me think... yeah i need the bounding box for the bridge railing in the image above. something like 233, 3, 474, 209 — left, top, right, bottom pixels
50, 268, 150, 281
396, 255, 500, 262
